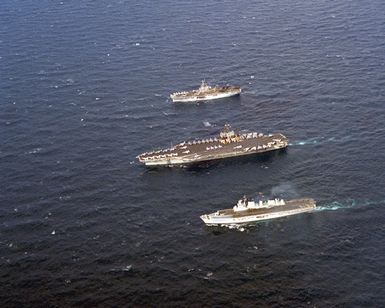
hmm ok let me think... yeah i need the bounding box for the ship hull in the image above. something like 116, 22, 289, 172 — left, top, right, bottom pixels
140, 144, 286, 167
171, 90, 241, 103
201, 199, 316, 226
137, 127, 288, 167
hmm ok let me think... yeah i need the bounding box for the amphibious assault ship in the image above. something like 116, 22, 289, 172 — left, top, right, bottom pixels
170, 81, 241, 102
137, 125, 288, 167
200, 196, 316, 226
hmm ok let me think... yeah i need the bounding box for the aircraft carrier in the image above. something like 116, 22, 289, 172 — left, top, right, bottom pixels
137, 125, 288, 167
170, 81, 241, 103
200, 196, 316, 226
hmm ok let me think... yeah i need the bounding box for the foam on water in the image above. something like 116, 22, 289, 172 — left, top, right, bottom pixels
289, 135, 352, 147
289, 137, 324, 146
316, 199, 384, 212
226, 224, 247, 231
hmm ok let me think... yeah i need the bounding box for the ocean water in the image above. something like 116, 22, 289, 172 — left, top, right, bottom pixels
1, 0, 385, 306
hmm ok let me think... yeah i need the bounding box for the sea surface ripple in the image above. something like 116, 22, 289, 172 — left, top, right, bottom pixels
1, 0, 385, 306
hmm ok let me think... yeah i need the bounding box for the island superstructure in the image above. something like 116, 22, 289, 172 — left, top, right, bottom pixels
137, 125, 288, 167
170, 81, 241, 102
200, 196, 316, 226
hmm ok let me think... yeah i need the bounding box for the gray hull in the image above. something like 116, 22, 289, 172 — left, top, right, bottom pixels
138, 131, 288, 167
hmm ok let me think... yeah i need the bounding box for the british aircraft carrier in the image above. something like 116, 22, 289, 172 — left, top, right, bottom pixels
201, 196, 316, 226
137, 125, 288, 167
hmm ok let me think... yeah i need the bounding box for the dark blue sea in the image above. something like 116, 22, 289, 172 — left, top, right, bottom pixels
1, 0, 385, 306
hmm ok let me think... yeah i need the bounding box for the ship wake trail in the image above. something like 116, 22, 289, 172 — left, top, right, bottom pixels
289, 136, 352, 147
289, 137, 322, 146
316, 198, 385, 212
